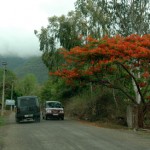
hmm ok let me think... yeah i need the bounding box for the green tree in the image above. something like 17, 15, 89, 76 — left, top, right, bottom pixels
35, 0, 150, 111
75, 0, 111, 38
0, 69, 17, 100
40, 76, 82, 104
35, 0, 150, 72
51, 34, 150, 128
110, 0, 150, 36
15, 74, 38, 96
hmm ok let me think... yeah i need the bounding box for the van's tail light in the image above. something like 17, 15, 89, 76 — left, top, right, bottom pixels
36, 106, 40, 112
17, 108, 20, 113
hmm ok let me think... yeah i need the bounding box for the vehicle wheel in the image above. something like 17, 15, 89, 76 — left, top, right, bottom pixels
35, 117, 40, 122
61, 117, 64, 120
16, 118, 20, 123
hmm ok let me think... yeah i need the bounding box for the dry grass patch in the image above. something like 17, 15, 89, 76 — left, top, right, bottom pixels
78, 119, 128, 130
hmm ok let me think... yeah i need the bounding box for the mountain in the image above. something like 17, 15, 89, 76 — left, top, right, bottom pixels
0, 55, 27, 70
0, 55, 49, 84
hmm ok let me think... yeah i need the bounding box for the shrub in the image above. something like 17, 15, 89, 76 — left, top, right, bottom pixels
65, 86, 123, 121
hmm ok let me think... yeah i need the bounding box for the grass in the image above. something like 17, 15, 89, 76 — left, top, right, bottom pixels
78, 119, 128, 130
0, 116, 5, 126
0, 114, 5, 149
0, 110, 11, 126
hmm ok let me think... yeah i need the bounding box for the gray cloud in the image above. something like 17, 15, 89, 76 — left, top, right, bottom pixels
0, 0, 76, 57
0, 27, 42, 57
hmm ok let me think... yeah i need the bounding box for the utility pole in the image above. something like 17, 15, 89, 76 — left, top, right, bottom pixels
1, 62, 7, 116
11, 81, 14, 100
10, 81, 14, 111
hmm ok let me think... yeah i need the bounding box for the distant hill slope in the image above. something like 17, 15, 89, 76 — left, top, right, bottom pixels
0, 55, 49, 84
0, 55, 27, 70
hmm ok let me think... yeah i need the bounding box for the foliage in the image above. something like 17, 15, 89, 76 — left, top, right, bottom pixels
0, 116, 4, 126
0, 56, 48, 84
35, 13, 82, 71
75, 0, 112, 38
109, 0, 150, 36
75, 0, 150, 36
14, 56, 49, 84
14, 74, 39, 96
65, 86, 125, 121
51, 34, 150, 105
35, 0, 150, 73
0, 57, 46, 104
0, 69, 17, 101
40, 76, 83, 104
35, 0, 150, 128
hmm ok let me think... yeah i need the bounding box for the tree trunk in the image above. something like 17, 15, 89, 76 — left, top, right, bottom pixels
127, 104, 144, 129
138, 105, 144, 128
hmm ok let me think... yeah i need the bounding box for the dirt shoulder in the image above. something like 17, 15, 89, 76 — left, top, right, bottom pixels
0, 126, 6, 150
0, 110, 12, 149
76, 118, 150, 135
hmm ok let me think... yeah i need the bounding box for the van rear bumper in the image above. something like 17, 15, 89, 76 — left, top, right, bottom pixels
16, 112, 40, 120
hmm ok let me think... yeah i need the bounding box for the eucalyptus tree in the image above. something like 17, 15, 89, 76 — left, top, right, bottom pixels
75, 0, 150, 37
34, 25, 57, 70
35, 1, 112, 70
35, 13, 82, 71
57, 12, 83, 50
75, 0, 111, 38
110, 0, 150, 36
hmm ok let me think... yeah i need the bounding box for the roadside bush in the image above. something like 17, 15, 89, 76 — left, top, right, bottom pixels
66, 86, 124, 121
65, 92, 91, 119
0, 116, 4, 126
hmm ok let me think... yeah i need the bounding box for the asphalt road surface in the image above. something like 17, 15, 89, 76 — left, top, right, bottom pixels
0, 112, 150, 150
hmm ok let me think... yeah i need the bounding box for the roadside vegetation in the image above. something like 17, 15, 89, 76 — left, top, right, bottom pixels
0, 0, 150, 129
0, 116, 4, 126
34, 0, 150, 129
0, 111, 10, 126
65, 86, 128, 126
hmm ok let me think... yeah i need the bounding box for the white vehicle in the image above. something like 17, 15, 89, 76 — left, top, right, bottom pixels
42, 101, 64, 120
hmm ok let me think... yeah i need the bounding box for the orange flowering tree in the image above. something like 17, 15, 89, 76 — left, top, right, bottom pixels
51, 34, 150, 127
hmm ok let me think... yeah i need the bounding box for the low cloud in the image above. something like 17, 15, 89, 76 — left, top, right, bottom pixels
0, 27, 42, 57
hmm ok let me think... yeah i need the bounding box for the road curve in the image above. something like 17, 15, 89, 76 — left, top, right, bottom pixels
0, 112, 149, 150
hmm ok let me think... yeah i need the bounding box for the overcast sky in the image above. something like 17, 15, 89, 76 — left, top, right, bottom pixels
0, 0, 76, 57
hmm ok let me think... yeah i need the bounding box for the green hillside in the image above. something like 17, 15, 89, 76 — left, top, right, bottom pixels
15, 57, 49, 84
0, 55, 27, 70
0, 55, 49, 84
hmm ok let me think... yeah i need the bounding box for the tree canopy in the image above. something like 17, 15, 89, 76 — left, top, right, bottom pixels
35, 0, 150, 72
50, 34, 150, 105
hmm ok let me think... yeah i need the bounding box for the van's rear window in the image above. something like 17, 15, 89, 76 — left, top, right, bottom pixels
19, 98, 37, 107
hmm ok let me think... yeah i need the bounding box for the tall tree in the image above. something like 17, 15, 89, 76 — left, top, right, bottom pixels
35, 14, 82, 71
110, 0, 150, 36
0, 69, 17, 100
75, 0, 111, 38
35, 0, 150, 71
51, 34, 150, 128
15, 74, 38, 96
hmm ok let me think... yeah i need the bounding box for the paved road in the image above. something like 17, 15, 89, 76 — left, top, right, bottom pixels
0, 112, 150, 150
